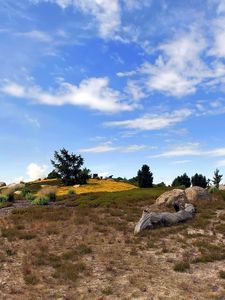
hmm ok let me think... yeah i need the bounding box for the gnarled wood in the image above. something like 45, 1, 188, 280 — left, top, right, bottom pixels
134, 203, 196, 234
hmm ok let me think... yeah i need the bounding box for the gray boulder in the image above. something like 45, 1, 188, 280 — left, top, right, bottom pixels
134, 203, 196, 234
155, 189, 187, 209
185, 186, 211, 203
6, 183, 25, 191
0, 182, 6, 188
219, 185, 225, 191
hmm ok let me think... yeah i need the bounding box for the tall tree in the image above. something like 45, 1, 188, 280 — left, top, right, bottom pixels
51, 148, 88, 186
191, 173, 207, 188
212, 169, 223, 188
137, 164, 153, 188
47, 170, 61, 179
172, 173, 191, 188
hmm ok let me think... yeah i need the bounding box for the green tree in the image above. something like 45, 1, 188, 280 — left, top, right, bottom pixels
51, 148, 89, 186
47, 170, 61, 179
172, 173, 191, 188
78, 168, 91, 185
212, 169, 223, 188
137, 164, 153, 188
191, 173, 207, 188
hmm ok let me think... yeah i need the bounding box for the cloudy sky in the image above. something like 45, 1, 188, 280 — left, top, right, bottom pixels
1, 0, 225, 184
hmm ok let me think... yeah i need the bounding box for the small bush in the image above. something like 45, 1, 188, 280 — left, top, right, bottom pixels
68, 188, 76, 195
24, 274, 39, 285
53, 262, 86, 282
39, 187, 57, 202
219, 270, 225, 279
173, 261, 190, 272
6, 192, 14, 202
209, 187, 218, 194
32, 196, 49, 206
102, 286, 113, 295
25, 193, 36, 202
22, 187, 31, 197
1, 188, 15, 202
0, 195, 8, 203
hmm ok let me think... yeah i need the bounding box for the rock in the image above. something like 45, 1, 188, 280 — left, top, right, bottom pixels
14, 191, 22, 195
134, 203, 196, 234
155, 189, 187, 208
0, 182, 6, 188
6, 183, 25, 191
73, 185, 80, 188
185, 186, 211, 203
219, 185, 225, 191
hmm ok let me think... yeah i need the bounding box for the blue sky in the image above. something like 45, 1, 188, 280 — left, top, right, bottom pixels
1, 0, 225, 184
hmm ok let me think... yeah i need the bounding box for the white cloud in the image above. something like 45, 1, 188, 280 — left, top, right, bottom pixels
152, 144, 225, 159
171, 160, 191, 164
214, 0, 225, 14
1, 77, 134, 113
210, 147, 225, 156
2, 83, 25, 97
25, 114, 40, 127
26, 163, 48, 181
153, 143, 202, 158
105, 108, 192, 130
16, 30, 52, 42
34, 0, 121, 38
79, 143, 118, 153
116, 70, 136, 77
122, 0, 152, 10
121, 144, 146, 152
140, 32, 207, 97
125, 80, 146, 101
79, 142, 148, 153
13, 176, 24, 183
216, 159, 225, 167
98, 172, 109, 178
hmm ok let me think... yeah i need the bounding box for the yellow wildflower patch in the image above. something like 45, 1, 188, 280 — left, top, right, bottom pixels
57, 179, 137, 196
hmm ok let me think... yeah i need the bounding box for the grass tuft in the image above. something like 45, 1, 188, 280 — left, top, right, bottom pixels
173, 261, 190, 272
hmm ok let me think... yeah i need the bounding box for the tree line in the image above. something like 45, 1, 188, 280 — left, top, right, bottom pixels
47, 148, 223, 189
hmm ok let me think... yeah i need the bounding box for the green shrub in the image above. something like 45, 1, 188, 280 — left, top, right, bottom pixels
48, 192, 56, 201
102, 286, 113, 295
0, 195, 8, 203
68, 188, 76, 195
219, 270, 225, 279
24, 274, 39, 285
209, 187, 218, 194
39, 187, 57, 202
22, 187, 31, 197
1, 188, 15, 202
25, 193, 36, 202
7, 192, 14, 202
173, 261, 190, 272
32, 196, 49, 205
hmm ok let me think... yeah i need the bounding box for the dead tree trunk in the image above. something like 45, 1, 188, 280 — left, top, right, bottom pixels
134, 203, 196, 234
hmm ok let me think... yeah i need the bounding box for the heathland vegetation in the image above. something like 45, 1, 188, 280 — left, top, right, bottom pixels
0, 149, 225, 299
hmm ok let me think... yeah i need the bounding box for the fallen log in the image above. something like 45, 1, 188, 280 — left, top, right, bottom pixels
134, 203, 196, 234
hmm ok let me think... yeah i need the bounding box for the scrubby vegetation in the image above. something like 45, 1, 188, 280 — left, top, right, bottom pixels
0, 158, 225, 299
0, 178, 224, 299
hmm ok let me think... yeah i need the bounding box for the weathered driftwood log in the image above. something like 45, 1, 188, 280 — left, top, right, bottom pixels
134, 203, 196, 234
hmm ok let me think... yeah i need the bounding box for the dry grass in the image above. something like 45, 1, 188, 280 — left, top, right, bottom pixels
38, 186, 58, 201
0, 185, 224, 299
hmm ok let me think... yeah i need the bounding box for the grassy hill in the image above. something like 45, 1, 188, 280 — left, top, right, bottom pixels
0, 180, 225, 299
